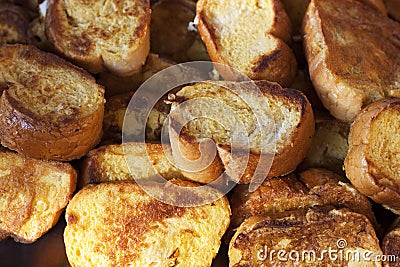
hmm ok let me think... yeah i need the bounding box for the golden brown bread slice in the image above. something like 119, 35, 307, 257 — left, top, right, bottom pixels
101, 90, 171, 144
81, 142, 184, 187
0, 3, 30, 45
0, 148, 77, 243
303, 0, 400, 122
229, 208, 382, 266
0, 44, 104, 161
230, 168, 379, 230
299, 113, 350, 175
98, 53, 174, 97
64, 180, 231, 267
169, 80, 314, 184
45, 0, 151, 76
196, 0, 297, 86
344, 98, 400, 214
382, 218, 400, 266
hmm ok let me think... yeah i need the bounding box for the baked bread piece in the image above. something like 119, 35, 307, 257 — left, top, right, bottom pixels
231, 168, 378, 230
64, 180, 231, 267
98, 53, 174, 97
45, 0, 151, 76
81, 142, 184, 186
229, 208, 382, 266
299, 113, 350, 175
0, 3, 30, 45
102, 90, 171, 144
169, 81, 314, 184
0, 148, 77, 243
196, 0, 297, 86
0, 44, 104, 161
344, 98, 400, 214
382, 218, 400, 266
303, 0, 400, 122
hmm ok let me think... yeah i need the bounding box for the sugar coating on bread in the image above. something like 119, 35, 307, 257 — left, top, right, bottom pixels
345, 98, 400, 213
229, 208, 382, 266
64, 181, 231, 267
0, 148, 77, 243
197, 0, 297, 86
46, 0, 151, 75
0, 44, 104, 161
304, 0, 400, 122
81, 143, 184, 186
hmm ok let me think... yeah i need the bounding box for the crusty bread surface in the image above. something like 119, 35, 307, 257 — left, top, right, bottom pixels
64, 180, 231, 267
229, 208, 382, 266
196, 0, 297, 86
0, 148, 77, 243
0, 3, 30, 45
0, 44, 104, 161
45, 0, 151, 75
344, 98, 400, 214
81, 142, 184, 187
169, 80, 314, 184
303, 0, 400, 122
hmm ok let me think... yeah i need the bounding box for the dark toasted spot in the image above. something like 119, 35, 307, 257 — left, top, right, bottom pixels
67, 213, 78, 225
252, 50, 281, 73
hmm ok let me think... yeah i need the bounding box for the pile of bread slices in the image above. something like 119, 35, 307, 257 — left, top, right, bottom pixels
0, 0, 400, 266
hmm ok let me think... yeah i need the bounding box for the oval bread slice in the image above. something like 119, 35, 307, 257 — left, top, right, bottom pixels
45, 0, 151, 75
344, 98, 400, 214
64, 181, 231, 267
0, 44, 104, 161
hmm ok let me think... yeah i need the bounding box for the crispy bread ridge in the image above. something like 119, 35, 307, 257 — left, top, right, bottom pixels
45, 0, 151, 76
303, 0, 400, 122
64, 180, 231, 267
80, 142, 184, 187
229, 208, 382, 266
230, 168, 378, 230
0, 44, 104, 161
196, 0, 297, 86
169, 80, 314, 184
344, 98, 400, 214
0, 148, 77, 243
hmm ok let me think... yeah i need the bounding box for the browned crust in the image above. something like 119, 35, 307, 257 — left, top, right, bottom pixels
196, 0, 297, 86
219, 82, 314, 183
0, 3, 30, 45
382, 219, 400, 265
45, 0, 151, 75
344, 98, 400, 214
0, 44, 104, 161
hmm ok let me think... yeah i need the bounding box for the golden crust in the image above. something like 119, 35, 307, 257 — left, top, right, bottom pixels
196, 0, 297, 86
0, 44, 104, 161
0, 148, 77, 243
303, 0, 400, 122
45, 0, 151, 75
344, 98, 400, 214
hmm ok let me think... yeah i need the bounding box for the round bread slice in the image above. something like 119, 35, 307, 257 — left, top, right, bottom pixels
344, 98, 400, 214
64, 181, 231, 267
0, 44, 104, 161
45, 0, 151, 76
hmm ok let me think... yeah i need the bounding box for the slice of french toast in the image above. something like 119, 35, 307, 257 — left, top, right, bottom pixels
169, 80, 314, 184
0, 3, 30, 45
45, 0, 151, 76
229, 208, 382, 266
81, 142, 184, 186
0, 148, 77, 243
344, 98, 400, 214
196, 0, 297, 86
382, 218, 400, 266
303, 0, 400, 122
64, 180, 231, 267
230, 168, 379, 231
0, 44, 105, 161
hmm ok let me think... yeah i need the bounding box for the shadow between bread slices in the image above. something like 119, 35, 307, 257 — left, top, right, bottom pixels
0, 44, 105, 161
168, 80, 314, 184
